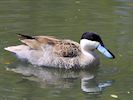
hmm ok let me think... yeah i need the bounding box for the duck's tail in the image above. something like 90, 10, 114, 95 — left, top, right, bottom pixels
4, 45, 30, 60
4, 45, 29, 53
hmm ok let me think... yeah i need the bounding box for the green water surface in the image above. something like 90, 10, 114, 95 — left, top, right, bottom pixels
0, 0, 133, 100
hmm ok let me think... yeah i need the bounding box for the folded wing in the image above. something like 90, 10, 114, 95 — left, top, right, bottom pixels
18, 34, 81, 57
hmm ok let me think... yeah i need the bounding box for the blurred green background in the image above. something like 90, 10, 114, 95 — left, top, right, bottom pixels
0, 0, 133, 100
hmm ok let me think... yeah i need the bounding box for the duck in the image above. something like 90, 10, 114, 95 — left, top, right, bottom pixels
4, 32, 115, 69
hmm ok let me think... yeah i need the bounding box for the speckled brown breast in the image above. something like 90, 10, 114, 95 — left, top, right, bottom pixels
53, 40, 81, 57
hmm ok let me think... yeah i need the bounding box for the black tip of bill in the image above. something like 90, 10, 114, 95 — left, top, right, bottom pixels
106, 49, 115, 59
97, 45, 115, 59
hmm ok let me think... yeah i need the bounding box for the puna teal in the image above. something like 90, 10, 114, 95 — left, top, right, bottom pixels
4, 32, 115, 69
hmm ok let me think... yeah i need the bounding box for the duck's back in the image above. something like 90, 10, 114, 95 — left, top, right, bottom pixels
19, 34, 81, 58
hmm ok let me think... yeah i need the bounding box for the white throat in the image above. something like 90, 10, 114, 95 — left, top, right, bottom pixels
80, 39, 99, 56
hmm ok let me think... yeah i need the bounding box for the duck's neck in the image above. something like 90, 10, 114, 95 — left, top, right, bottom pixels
81, 48, 94, 57
79, 48, 100, 67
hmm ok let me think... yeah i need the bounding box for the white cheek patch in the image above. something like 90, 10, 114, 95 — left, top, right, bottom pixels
87, 41, 99, 49
80, 39, 99, 50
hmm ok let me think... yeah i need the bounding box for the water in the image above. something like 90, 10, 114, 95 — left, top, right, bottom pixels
0, 0, 133, 100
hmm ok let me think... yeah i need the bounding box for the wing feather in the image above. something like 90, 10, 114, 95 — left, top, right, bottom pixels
18, 34, 81, 57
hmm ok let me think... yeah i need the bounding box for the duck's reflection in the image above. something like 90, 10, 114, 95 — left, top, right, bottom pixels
7, 62, 112, 93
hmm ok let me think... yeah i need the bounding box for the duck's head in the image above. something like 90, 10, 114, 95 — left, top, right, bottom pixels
80, 32, 115, 59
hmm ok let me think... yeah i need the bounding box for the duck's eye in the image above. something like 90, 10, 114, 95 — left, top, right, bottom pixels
89, 36, 94, 40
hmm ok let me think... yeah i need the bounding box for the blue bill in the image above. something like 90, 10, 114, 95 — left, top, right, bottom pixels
97, 44, 115, 59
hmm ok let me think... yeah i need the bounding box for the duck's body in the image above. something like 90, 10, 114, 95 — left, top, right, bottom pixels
5, 32, 115, 69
